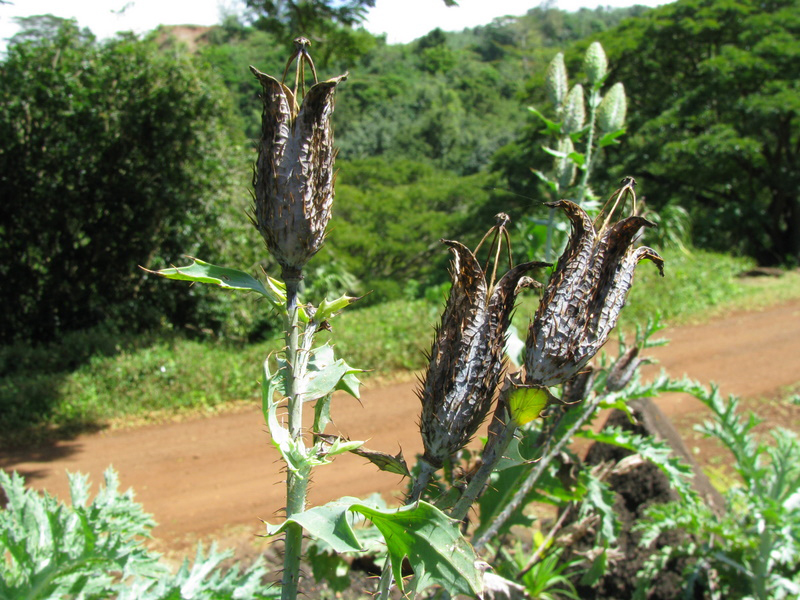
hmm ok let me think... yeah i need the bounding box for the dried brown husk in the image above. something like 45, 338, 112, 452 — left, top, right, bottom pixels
525, 200, 663, 387
419, 240, 545, 467
250, 66, 347, 277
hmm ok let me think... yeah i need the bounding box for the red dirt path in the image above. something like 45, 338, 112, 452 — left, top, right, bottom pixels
2, 299, 799, 555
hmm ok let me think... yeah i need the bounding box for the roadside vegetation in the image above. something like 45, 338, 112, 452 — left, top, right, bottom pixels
2, 0, 799, 597
2, 246, 798, 448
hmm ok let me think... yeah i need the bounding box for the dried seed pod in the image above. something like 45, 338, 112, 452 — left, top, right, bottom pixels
605, 347, 641, 391
562, 84, 585, 135
597, 82, 627, 133
525, 200, 664, 387
250, 64, 347, 279
561, 366, 596, 405
545, 52, 568, 109
418, 241, 546, 468
584, 41, 608, 86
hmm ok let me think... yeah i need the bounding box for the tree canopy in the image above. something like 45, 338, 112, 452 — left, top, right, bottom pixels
0, 19, 242, 342
600, 0, 799, 264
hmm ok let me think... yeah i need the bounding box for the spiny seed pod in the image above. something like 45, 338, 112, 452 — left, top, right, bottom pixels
561, 366, 596, 405
250, 63, 347, 279
606, 347, 642, 391
545, 52, 568, 109
584, 41, 608, 86
555, 137, 576, 190
525, 200, 664, 388
562, 84, 585, 135
597, 82, 627, 133
418, 240, 546, 469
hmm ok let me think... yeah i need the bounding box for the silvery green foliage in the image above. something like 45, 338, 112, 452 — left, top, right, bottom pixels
545, 52, 568, 109
634, 388, 800, 600
583, 41, 608, 86
597, 82, 627, 133
117, 544, 276, 600
0, 468, 273, 600
0, 468, 162, 599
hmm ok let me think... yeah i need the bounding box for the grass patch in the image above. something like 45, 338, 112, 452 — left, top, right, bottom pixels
3, 247, 799, 447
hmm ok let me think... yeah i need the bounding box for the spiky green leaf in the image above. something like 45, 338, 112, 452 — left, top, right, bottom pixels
266, 498, 482, 595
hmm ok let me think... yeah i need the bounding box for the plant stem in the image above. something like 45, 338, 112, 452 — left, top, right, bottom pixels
376, 457, 439, 598
408, 458, 437, 504
575, 88, 600, 206
377, 556, 394, 600
281, 274, 305, 600
449, 395, 518, 522
518, 504, 572, 577
473, 392, 605, 551
544, 206, 556, 263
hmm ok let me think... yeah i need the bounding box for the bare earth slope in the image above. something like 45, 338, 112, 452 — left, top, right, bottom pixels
2, 299, 799, 553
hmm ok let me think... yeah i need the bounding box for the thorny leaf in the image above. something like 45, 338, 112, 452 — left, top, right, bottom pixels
312, 434, 408, 476
351, 447, 410, 477
265, 498, 483, 596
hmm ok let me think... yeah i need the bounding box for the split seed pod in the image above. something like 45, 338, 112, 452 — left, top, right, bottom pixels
418, 241, 546, 468
250, 62, 347, 279
525, 200, 664, 387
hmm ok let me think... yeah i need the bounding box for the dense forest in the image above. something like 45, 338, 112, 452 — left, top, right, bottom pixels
1, 0, 797, 344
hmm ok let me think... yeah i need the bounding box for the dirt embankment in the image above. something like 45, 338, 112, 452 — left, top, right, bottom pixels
2, 300, 799, 555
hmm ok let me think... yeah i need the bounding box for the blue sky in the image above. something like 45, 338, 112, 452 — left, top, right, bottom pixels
1, 0, 671, 50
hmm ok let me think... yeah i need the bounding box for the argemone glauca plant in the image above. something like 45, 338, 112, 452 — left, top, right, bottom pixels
526, 41, 630, 262
148, 41, 665, 600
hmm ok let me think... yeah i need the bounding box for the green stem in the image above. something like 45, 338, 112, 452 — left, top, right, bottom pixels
449, 408, 517, 522
377, 556, 394, 600
575, 88, 600, 206
472, 391, 604, 551
408, 458, 437, 504
281, 274, 305, 600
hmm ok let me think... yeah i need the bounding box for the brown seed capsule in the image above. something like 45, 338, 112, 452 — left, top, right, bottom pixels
418, 239, 546, 468
250, 61, 347, 279
525, 199, 664, 387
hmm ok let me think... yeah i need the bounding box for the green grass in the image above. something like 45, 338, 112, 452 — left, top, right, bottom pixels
2, 247, 799, 447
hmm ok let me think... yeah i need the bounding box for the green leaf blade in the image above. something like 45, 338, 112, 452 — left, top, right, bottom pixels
147, 258, 286, 311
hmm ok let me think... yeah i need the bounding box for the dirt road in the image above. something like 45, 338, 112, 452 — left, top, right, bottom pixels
2, 299, 799, 555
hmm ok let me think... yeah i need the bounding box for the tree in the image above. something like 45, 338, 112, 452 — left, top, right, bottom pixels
599, 0, 800, 264
244, 0, 375, 33
0, 18, 241, 342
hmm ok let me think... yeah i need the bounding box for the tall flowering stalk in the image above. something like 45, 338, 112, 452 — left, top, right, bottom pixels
251, 38, 347, 600
529, 41, 629, 262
